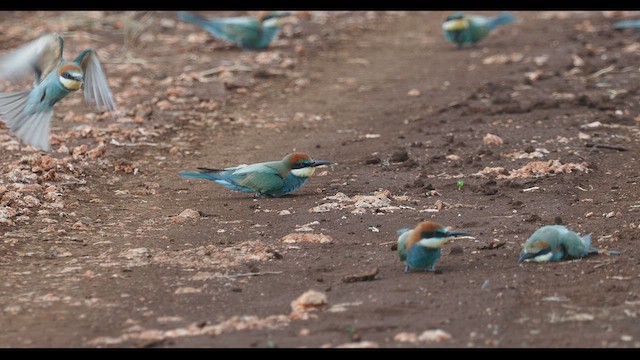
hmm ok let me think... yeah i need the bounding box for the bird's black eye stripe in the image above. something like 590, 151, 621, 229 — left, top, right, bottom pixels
444, 14, 464, 22
62, 73, 74, 80
420, 231, 444, 239
535, 248, 552, 257
291, 161, 311, 169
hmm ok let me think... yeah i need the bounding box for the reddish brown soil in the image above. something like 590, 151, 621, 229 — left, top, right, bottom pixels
0, 11, 639, 348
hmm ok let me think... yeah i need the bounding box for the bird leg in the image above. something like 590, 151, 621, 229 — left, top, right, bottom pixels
404, 265, 410, 273
425, 265, 436, 272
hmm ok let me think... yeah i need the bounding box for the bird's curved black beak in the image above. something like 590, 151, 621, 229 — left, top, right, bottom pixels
518, 248, 551, 263
445, 230, 471, 237
518, 252, 535, 263
310, 160, 334, 167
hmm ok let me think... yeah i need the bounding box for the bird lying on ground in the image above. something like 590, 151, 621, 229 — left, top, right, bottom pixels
519, 225, 620, 263
179, 152, 334, 197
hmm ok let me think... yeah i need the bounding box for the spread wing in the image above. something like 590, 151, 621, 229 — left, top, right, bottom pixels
0, 33, 63, 84
209, 18, 261, 46
74, 49, 117, 113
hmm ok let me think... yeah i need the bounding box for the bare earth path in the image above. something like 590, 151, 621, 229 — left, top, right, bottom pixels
0, 11, 639, 348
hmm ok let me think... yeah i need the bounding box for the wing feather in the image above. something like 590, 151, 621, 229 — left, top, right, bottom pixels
0, 33, 63, 84
76, 49, 117, 113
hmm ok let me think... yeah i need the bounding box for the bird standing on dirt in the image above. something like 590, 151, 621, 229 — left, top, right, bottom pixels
442, 12, 516, 48
613, 20, 640, 32
397, 221, 471, 273
0, 33, 117, 151
179, 152, 334, 197
177, 11, 292, 50
518, 225, 614, 263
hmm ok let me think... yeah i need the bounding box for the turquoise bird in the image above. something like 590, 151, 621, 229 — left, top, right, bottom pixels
613, 20, 640, 31
442, 12, 516, 48
179, 152, 334, 197
0, 33, 117, 151
397, 221, 471, 273
519, 225, 601, 263
177, 11, 292, 50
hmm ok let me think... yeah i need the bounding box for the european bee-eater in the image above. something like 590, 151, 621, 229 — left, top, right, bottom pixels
177, 11, 292, 50
179, 152, 333, 197
0, 33, 117, 151
519, 225, 599, 263
442, 12, 516, 48
397, 221, 471, 273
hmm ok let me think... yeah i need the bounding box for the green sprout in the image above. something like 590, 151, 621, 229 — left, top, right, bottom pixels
456, 180, 464, 190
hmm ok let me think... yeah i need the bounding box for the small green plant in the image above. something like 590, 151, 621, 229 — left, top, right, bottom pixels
456, 180, 464, 190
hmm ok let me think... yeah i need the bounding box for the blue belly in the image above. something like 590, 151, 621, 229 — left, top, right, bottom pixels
406, 246, 441, 270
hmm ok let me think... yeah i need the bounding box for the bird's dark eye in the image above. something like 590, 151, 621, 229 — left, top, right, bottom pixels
62, 73, 74, 80
291, 161, 311, 169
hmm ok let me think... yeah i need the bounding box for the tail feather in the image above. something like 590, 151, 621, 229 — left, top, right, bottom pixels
177, 11, 253, 47
177, 11, 231, 41
177, 11, 211, 28
0, 91, 31, 128
582, 234, 592, 249
487, 12, 516, 31
0, 91, 52, 151
14, 111, 52, 151
613, 20, 640, 30
179, 170, 256, 193
581, 234, 600, 255
179, 170, 222, 181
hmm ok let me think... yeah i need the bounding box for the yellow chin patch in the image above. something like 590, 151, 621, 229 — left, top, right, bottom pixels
60, 77, 83, 91
291, 167, 315, 178
443, 19, 469, 31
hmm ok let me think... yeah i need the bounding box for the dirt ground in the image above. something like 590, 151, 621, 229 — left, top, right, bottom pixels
0, 11, 639, 348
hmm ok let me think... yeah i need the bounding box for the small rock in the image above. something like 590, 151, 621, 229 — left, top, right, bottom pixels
178, 209, 200, 218
174, 287, 201, 294
336, 341, 378, 348
281, 233, 333, 244
434, 200, 447, 210
483, 133, 504, 145
291, 289, 328, 315
390, 149, 409, 163
342, 268, 379, 283
364, 156, 381, 165
450, 246, 464, 255
525, 214, 542, 222
394, 332, 418, 343
418, 329, 452, 342
407, 89, 421, 97
578, 132, 591, 140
